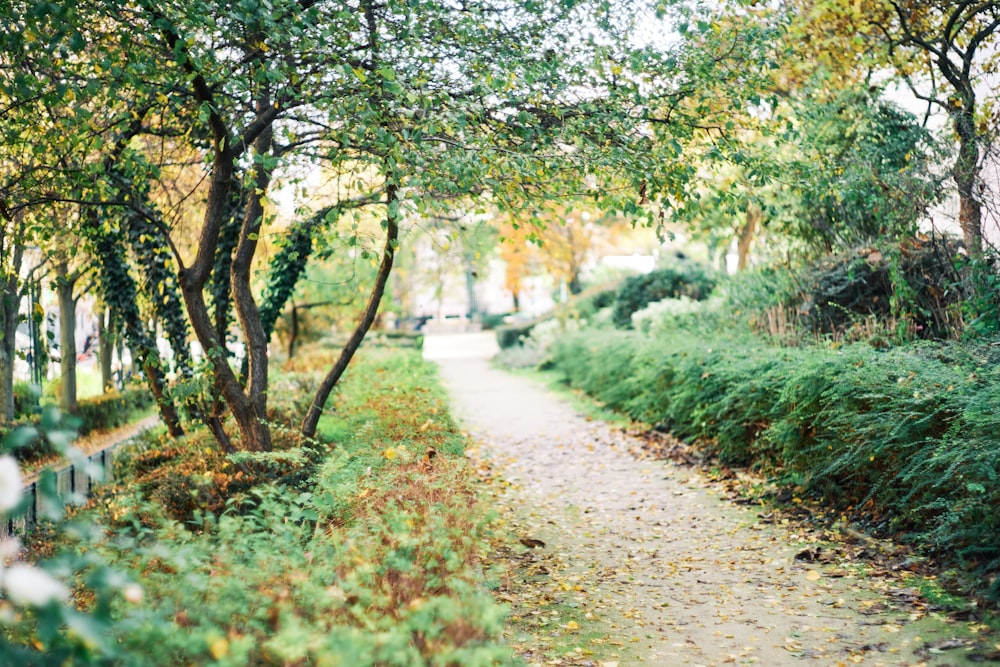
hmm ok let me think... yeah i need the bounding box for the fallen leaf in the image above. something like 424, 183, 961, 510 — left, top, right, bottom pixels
520, 537, 546, 549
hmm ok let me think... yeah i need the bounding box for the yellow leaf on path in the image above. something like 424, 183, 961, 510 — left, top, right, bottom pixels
806, 570, 821, 581
566, 620, 580, 631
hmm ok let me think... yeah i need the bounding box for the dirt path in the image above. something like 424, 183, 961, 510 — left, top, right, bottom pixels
425, 333, 996, 667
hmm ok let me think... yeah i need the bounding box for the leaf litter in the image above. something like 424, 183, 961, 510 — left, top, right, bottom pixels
427, 334, 999, 666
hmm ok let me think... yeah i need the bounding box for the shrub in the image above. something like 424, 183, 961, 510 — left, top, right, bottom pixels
611, 261, 716, 328
13, 381, 39, 419
549, 326, 1000, 597
495, 319, 538, 349
726, 235, 970, 344
74, 387, 155, 435
479, 312, 509, 330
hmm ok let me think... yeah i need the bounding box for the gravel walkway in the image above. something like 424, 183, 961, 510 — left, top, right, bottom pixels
425, 332, 994, 667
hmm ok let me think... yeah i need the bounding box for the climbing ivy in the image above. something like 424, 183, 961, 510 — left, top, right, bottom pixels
258, 211, 330, 342
90, 216, 183, 436
208, 181, 243, 345
125, 211, 191, 374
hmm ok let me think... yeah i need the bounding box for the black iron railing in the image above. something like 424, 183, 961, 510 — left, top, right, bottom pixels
3, 439, 131, 540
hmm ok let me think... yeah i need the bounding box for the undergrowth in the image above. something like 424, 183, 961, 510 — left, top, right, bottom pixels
11, 348, 511, 666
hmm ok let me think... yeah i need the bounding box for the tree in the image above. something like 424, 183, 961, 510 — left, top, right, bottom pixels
52, 257, 85, 414
6, 0, 670, 453
773, 0, 1000, 254
880, 0, 1000, 254
655, 2, 948, 261
785, 89, 945, 250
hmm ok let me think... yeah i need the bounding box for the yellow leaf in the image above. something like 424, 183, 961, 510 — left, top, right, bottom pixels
384, 448, 396, 460
208, 637, 229, 659
806, 570, 821, 581
565, 620, 580, 631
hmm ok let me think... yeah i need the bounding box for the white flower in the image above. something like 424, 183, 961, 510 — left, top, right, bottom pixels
0, 456, 22, 513
0, 537, 21, 562
2, 564, 68, 606
122, 583, 143, 603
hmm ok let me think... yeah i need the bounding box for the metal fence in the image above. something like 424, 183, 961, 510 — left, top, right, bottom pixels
3, 440, 130, 541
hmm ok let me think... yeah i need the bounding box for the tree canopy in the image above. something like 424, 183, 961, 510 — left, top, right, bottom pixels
1, 0, 996, 450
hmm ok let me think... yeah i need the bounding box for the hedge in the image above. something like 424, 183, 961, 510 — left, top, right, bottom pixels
550, 327, 1000, 598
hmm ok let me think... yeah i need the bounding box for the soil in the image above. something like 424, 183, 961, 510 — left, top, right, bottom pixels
425, 332, 999, 667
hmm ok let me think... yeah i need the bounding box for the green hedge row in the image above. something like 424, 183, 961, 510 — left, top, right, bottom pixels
75, 387, 156, 434
1, 387, 155, 460
550, 328, 1000, 596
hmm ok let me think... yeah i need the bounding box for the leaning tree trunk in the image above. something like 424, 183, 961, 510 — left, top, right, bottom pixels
301, 184, 399, 439
178, 95, 275, 453
55, 261, 79, 415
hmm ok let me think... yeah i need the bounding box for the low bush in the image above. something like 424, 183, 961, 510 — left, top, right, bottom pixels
75, 387, 155, 435
0, 387, 154, 463
726, 235, 970, 344
13, 381, 38, 419
479, 312, 509, 330
550, 325, 1000, 599
495, 319, 538, 349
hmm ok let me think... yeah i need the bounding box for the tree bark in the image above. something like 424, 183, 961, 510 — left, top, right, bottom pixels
97, 307, 114, 392
55, 261, 78, 415
301, 185, 399, 439
178, 91, 273, 452
737, 203, 760, 272
0, 236, 24, 423
288, 303, 299, 359
953, 108, 983, 255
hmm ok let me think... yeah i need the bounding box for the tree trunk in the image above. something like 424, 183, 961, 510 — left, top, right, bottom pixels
737, 204, 760, 272
464, 266, 478, 321
92, 229, 184, 436
0, 239, 24, 423
301, 184, 399, 439
179, 106, 273, 452
55, 262, 78, 414
288, 303, 299, 359
97, 307, 114, 392
953, 108, 983, 254
227, 97, 274, 452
